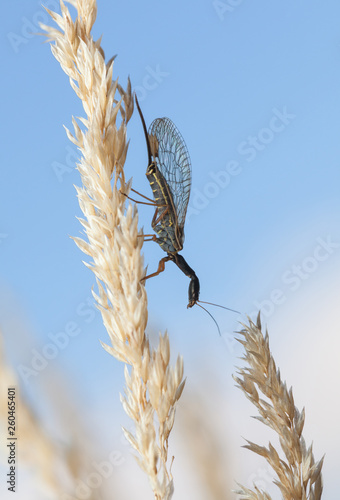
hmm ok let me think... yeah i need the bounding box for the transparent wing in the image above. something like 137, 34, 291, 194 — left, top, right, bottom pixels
148, 117, 192, 231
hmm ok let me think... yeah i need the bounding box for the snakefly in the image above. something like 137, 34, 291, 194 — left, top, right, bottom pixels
129, 96, 239, 333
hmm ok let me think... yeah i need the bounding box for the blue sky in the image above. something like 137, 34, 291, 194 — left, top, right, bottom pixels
1, 1, 340, 499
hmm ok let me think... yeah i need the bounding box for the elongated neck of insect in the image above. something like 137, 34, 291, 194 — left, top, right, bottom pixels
172, 253, 196, 279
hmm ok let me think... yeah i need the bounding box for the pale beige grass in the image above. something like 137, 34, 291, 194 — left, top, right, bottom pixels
0, 335, 62, 495
234, 314, 323, 499
0, 331, 105, 499
40, 1, 184, 498
178, 390, 234, 500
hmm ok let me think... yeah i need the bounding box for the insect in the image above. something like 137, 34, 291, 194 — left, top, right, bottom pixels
133, 96, 200, 303
127, 96, 239, 333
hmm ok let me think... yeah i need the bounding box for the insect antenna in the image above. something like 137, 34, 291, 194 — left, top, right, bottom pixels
196, 302, 223, 336
198, 300, 240, 314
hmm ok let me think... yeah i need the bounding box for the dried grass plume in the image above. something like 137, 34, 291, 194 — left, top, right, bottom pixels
234, 314, 324, 499
40, 1, 185, 498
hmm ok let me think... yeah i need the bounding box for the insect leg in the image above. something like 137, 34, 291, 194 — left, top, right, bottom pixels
130, 187, 159, 204
137, 234, 157, 244
141, 256, 171, 282
152, 206, 170, 226
138, 234, 157, 241
120, 190, 159, 207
